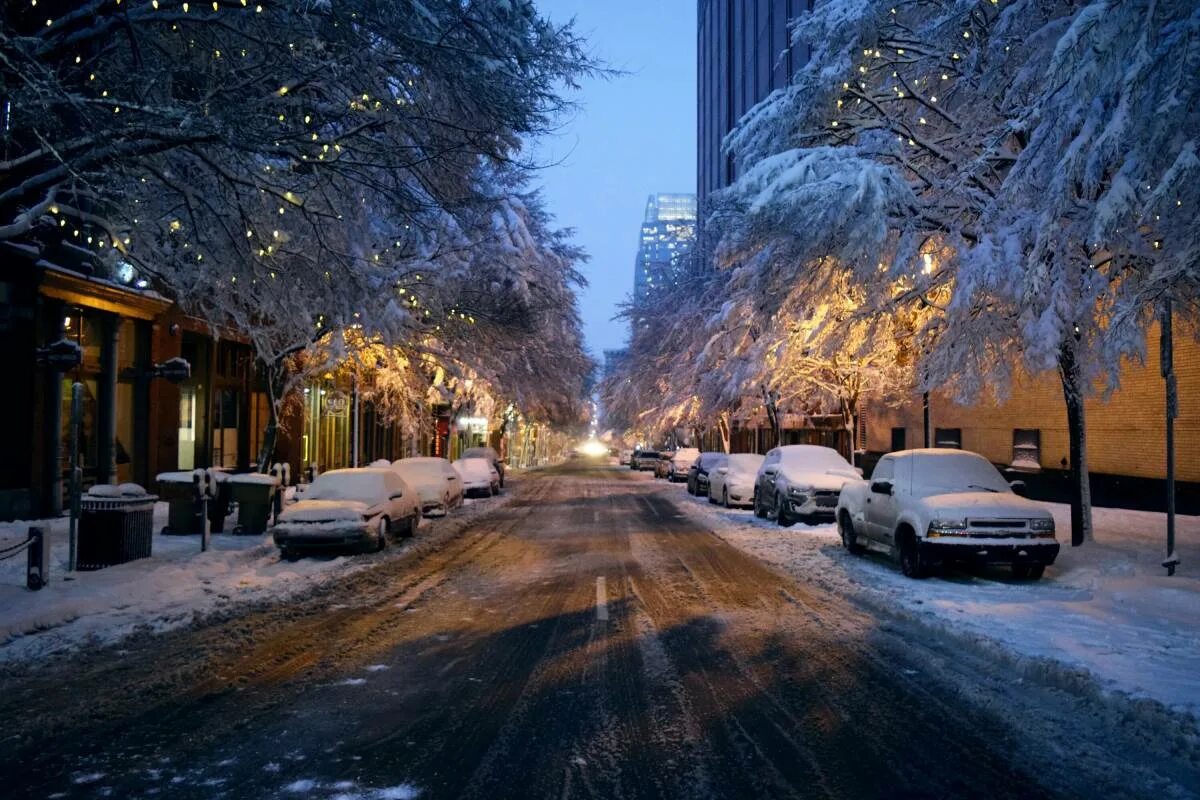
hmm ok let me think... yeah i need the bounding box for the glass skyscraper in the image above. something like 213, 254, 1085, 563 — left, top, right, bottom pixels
634, 193, 698, 302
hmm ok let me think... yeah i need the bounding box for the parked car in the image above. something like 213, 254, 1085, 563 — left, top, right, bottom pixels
271, 468, 421, 559
454, 456, 501, 497
631, 450, 661, 471
707, 453, 765, 508
753, 445, 860, 526
392, 456, 464, 516
618, 449, 634, 466
667, 447, 700, 482
461, 446, 504, 487
837, 449, 1059, 579
653, 451, 676, 479
686, 451, 729, 497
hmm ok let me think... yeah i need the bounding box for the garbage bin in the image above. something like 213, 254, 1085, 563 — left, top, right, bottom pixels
229, 473, 279, 535
207, 469, 233, 533
78, 484, 157, 570
156, 470, 206, 535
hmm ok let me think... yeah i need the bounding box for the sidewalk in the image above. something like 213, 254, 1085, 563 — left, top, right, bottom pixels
0, 494, 508, 665
672, 482, 1200, 725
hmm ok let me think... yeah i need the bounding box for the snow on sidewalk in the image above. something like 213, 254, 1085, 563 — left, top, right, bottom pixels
671, 482, 1200, 724
0, 493, 508, 665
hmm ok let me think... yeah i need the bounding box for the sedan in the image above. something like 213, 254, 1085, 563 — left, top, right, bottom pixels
686, 452, 728, 497
392, 456, 464, 515
272, 468, 421, 558
707, 453, 766, 508
454, 457, 501, 497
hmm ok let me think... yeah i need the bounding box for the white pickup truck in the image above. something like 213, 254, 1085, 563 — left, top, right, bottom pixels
836, 449, 1060, 579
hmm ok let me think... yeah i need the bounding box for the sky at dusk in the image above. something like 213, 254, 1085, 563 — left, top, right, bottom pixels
534, 0, 697, 360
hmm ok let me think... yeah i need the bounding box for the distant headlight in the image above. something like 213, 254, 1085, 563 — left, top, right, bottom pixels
928, 518, 967, 535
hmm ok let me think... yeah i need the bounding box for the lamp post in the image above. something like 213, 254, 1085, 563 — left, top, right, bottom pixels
1161, 299, 1178, 576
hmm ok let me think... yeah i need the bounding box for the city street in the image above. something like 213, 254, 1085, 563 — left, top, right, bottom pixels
1, 464, 1193, 800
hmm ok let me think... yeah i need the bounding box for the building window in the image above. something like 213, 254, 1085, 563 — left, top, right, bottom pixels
1012, 429, 1041, 470
934, 428, 962, 449
890, 427, 906, 452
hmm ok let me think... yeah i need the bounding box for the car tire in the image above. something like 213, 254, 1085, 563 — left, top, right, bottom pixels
280, 547, 300, 562
753, 489, 766, 518
402, 515, 416, 539
722, 487, 730, 508
376, 517, 390, 551
775, 493, 794, 527
708, 488, 718, 505
839, 513, 863, 555
1012, 563, 1045, 580
687, 483, 695, 496
898, 533, 929, 579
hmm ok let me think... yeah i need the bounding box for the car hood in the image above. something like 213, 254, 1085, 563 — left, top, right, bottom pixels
280, 499, 371, 523
918, 491, 1050, 519
778, 467, 859, 491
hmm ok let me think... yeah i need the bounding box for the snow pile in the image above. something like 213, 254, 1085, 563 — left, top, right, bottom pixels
280, 779, 421, 798
673, 485, 1200, 723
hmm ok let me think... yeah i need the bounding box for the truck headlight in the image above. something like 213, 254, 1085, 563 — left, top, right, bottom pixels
1030, 518, 1056, 536
928, 518, 967, 536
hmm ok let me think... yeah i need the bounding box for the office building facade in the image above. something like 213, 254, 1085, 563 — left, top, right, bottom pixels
634, 193, 698, 301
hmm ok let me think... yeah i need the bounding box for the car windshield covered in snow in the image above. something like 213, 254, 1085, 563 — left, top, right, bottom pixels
778, 446, 855, 475
393, 458, 450, 485
462, 447, 500, 464
454, 458, 493, 480
911, 451, 1011, 494
304, 469, 398, 502
725, 453, 764, 473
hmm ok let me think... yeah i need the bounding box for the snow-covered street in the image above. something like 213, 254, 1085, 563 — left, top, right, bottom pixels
1, 463, 1196, 800
670, 471, 1200, 724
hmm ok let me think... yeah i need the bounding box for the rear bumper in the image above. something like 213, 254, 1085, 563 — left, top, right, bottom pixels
919, 540, 1060, 566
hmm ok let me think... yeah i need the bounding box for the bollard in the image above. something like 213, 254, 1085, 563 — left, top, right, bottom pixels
27, 526, 50, 591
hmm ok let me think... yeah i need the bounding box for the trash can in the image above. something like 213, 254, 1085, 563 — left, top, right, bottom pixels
156, 470, 206, 535
207, 469, 233, 533
78, 484, 157, 570
229, 473, 279, 535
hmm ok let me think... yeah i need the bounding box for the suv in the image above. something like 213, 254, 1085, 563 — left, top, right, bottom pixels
461, 446, 504, 488
631, 450, 661, 471
667, 447, 700, 482
654, 451, 676, 479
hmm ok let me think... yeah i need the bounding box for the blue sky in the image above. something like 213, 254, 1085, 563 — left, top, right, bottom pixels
534, 0, 697, 358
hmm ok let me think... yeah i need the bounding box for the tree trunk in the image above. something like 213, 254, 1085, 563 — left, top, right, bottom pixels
1058, 340, 1093, 546
717, 411, 731, 453
840, 396, 858, 466
255, 358, 287, 474
761, 385, 780, 448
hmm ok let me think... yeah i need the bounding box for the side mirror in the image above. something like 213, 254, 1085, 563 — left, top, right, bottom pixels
1009, 480, 1027, 496
870, 480, 893, 496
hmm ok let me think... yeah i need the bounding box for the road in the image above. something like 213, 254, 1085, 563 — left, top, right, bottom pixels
0, 463, 1195, 799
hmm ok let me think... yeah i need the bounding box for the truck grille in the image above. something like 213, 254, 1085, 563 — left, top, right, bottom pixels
969, 519, 1028, 529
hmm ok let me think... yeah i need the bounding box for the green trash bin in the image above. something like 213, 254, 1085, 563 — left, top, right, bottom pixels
155, 471, 206, 535
206, 469, 233, 533
229, 473, 279, 535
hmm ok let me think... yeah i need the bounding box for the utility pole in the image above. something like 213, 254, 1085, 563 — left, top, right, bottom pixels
68, 382, 83, 573
1161, 298, 1179, 576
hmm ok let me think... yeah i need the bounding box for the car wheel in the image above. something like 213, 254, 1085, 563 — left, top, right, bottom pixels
898, 533, 929, 579
708, 487, 718, 504
753, 489, 766, 518
722, 487, 730, 508
775, 493, 794, 527
839, 512, 863, 555
376, 517, 390, 551
280, 547, 300, 562
1012, 563, 1045, 580
401, 515, 416, 539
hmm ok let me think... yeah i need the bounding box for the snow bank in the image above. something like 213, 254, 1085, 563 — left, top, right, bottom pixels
671, 484, 1200, 724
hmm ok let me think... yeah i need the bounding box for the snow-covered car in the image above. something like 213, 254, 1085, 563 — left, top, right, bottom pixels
753, 445, 861, 526
392, 456, 464, 515
653, 451, 676, 479
631, 450, 661, 471
618, 449, 634, 466
462, 446, 505, 487
454, 457, 500, 497
686, 452, 728, 496
666, 447, 700, 482
707, 453, 765, 508
271, 468, 421, 558
836, 449, 1059, 579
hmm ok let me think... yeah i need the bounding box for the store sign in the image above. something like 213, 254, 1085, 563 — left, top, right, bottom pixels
324, 390, 349, 416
